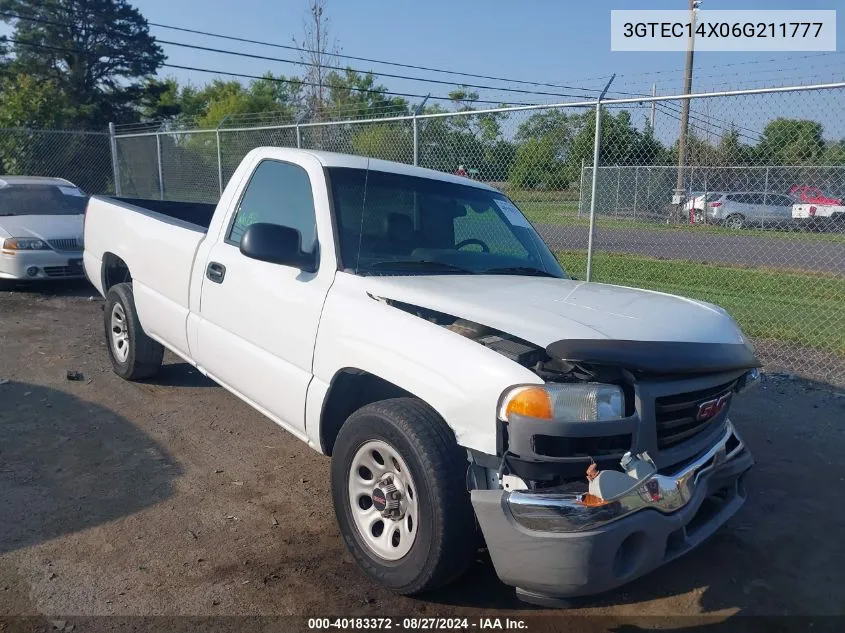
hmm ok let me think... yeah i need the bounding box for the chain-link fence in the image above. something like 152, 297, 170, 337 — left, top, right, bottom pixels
3, 81, 826, 385
0, 127, 113, 194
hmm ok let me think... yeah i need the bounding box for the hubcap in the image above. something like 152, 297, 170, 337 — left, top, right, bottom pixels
110, 302, 130, 363
348, 440, 418, 561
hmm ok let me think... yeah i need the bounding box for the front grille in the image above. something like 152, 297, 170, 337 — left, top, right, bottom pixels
47, 238, 82, 251
654, 380, 736, 450
43, 265, 83, 278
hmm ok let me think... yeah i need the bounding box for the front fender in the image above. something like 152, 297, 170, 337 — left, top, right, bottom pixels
311, 274, 542, 455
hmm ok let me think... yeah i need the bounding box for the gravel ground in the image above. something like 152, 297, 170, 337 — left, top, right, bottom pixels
1, 281, 844, 625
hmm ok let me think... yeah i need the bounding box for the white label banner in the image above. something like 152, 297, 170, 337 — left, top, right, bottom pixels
611, 10, 836, 52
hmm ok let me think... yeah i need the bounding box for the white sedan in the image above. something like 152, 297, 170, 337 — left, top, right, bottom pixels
0, 176, 87, 281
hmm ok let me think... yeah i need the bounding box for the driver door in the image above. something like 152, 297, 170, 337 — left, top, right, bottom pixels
195, 159, 331, 439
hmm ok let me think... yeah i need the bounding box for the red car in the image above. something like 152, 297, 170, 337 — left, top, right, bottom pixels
788, 185, 842, 206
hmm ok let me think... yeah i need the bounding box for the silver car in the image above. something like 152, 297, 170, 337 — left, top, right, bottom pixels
692, 191, 795, 229
0, 176, 88, 282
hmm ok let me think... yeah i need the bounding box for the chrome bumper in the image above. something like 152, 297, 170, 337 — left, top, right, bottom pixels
507, 420, 747, 533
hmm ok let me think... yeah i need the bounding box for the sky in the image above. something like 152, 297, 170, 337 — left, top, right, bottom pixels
1, 0, 843, 138
127, 0, 844, 103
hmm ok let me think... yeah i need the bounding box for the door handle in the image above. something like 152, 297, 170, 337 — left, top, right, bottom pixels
206, 262, 226, 284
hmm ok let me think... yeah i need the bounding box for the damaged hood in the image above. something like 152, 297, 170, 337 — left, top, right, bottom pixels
363, 275, 747, 347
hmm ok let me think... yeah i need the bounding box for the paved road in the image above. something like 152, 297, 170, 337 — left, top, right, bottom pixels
536, 224, 845, 274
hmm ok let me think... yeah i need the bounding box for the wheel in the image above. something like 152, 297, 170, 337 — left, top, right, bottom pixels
103, 282, 164, 380
331, 398, 476, 594
724, 214, 745, 230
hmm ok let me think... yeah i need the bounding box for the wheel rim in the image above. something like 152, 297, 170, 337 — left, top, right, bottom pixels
726, 216, 743, 229
348, 439, 419, 561
110, 302, 130, 363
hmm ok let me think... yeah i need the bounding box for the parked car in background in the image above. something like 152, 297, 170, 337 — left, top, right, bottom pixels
0, 176, 87, 282
788, 185, 842, 206
691, 191, 795, 229
684, 192, 723, 222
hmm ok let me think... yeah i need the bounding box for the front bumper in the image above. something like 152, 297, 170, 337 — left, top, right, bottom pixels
471, 421, 753, 602
0, 249, 85, 280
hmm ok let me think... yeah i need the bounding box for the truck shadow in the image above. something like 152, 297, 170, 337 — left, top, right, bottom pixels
0, 381, 182, 554
424, 375, 845, 618
141, 361, 217, 388
0, 279, 95, 298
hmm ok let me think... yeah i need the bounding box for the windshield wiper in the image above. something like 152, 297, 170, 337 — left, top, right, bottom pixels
482, 266, 559, 277
365, 260, 476, 274
0, 213, 17, 216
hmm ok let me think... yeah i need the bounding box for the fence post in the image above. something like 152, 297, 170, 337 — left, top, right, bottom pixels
586, 74, 615, 282
633, 166, 639, 219
412, 114, 419, 166
156, 133, 164, 200
296, 124, 302, 148
108, 122, 122, 196
577, 157, 586, 217
216, 115, 228, 196
614, 166, 621, 219
764, 165, 770, 193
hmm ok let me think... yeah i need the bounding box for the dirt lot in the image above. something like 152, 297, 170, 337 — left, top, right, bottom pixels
1, 281, 844, 625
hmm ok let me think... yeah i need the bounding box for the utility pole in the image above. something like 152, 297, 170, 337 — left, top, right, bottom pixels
673, 0, 701, 208
650, 84, 657, 129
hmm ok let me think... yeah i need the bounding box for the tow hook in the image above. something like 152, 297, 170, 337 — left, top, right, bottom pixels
585, 452, 657, 502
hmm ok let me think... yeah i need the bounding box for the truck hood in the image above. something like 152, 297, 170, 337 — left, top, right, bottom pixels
0, 214, 84, 240
363, 275, 747, 347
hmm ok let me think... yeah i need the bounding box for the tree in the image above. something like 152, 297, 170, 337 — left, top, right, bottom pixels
757, 118, 824, 165
351, 123, 412, 163
0, 73, 69, 129
508, 137, 567, 190
0, 0, 165, 127
324, 69, 408, 120
294, 0, 338, 121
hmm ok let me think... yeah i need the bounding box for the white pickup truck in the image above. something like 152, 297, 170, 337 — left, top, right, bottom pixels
83, 148, 760, 606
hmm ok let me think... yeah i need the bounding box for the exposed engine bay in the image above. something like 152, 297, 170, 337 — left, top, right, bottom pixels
380, 298, 625, 385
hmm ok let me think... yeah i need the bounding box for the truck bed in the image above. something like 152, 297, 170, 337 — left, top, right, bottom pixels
84, 195, 219, 359
110, 197, 218, 231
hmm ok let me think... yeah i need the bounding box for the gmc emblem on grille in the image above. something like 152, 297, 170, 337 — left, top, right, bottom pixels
696, 392, 732, 422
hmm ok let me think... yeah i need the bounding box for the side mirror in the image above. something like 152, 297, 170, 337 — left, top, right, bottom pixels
239, 222, 317, 272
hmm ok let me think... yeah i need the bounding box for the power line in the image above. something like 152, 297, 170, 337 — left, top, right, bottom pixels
154, 38, 599, 101
0, 9, 608, 96
3, 37, 545, 107
567, 51, 843, 85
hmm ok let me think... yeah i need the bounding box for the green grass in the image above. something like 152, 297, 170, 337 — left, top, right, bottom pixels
512, 197, 845, 244
556, 250, 845, 356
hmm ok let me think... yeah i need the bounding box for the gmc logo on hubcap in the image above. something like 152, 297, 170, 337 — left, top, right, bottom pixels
696, 392, 732, 422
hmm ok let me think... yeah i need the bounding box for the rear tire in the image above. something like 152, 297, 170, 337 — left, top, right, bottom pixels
331, 398, 476, 595
104, 282, 163, 380
724, 214, 745, 230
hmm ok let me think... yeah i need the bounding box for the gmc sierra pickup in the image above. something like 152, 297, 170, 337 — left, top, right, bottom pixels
83, 147, 759, 606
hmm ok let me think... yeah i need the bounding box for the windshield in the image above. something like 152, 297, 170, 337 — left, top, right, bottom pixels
0, 184, 88, 216
327, 167, 567, 278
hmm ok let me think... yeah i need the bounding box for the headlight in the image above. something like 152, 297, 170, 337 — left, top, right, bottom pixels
2, 237, 48, 250
499, 383, 625, 422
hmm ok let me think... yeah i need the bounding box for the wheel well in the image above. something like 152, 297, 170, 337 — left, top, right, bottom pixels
102, 252, 132, 292
320, 370, 414, 455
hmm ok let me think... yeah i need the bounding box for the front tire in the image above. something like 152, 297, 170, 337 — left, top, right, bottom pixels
331, 398, 476, 595
104, 282, 164, 380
